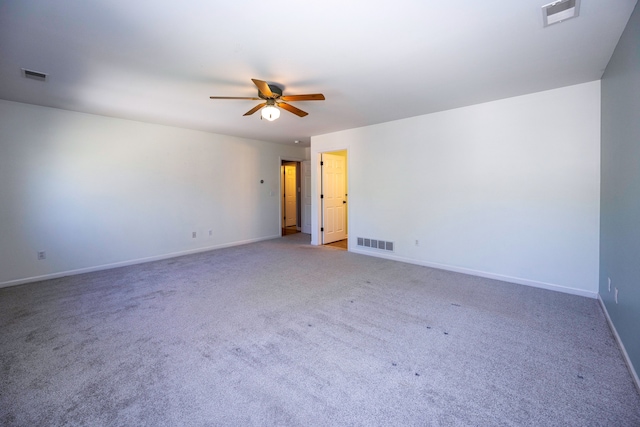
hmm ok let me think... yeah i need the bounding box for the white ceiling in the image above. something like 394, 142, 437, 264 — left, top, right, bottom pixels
0, 1, 636, 146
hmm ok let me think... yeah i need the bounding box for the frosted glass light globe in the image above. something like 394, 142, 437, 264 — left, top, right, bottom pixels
261, 105, 280, 121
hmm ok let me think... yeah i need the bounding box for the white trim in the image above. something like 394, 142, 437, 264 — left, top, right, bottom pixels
349, 247, 598, 298
279, 155, 306, 234
598, 294, 640, 395
311, 146, 350, 247
301, 160, 312, 235
0, 235, 279, 289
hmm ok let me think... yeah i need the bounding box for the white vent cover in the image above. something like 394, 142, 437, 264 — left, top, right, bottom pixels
21, 68, 48, 81
357, 237, 394, 252
542, 0, 580, 27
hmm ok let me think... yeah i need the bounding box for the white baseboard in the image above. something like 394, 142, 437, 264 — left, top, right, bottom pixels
0, 235, 280, 289
598, 295, 640, 395
349, 247, 598, 299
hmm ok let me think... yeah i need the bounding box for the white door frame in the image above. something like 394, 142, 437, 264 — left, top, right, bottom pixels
310, 148, 349, 246
279, 156, 306, 234
320, 152, 347, 244
283, 163, 297, 227
301, 160, 312, 234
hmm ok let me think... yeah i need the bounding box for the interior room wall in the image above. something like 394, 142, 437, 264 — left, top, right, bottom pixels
311, 81, 601, 297
0, 100, 307, 287
600, 2, 640, 386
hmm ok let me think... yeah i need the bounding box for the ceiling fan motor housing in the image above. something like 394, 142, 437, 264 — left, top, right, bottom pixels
259, 84, 283, 99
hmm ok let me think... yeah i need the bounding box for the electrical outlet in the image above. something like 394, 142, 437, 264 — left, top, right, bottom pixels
37, 251, 46, 260
608, 277, 611, 292
209, 230, 213, 236
615, 287, 619, 304
192, 232, 196, 238
415, 239, 419, 246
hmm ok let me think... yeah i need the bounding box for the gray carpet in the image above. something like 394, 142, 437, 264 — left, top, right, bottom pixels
1, 233, 639, 426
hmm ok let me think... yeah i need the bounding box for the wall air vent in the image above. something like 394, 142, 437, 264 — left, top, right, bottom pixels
357, 237, 394, 252
21, 68, 48, 81
542, 0, 580, 27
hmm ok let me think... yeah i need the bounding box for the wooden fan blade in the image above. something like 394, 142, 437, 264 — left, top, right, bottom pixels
251, 79, 273, 97
210, 96, 262, 100
280, 94, 325, 101
243, 103, 267, 116
277, 102, 308, 117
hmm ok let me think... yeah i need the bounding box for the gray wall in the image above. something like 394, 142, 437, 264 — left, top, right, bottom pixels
600, 3, 640, 378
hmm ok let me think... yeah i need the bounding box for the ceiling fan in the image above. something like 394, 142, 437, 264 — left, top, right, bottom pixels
209, 79, 325, 121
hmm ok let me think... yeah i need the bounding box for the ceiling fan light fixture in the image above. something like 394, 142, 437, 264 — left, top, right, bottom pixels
261, 105, 280, 121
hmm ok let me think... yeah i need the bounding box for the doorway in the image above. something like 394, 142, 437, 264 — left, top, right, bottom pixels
281, 160, 301, 236
321, 150, 348, 248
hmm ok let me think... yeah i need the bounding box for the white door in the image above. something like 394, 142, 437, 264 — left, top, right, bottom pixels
322, 153, 346, 244
284, 164, 297, 227
302, 161, 312, 234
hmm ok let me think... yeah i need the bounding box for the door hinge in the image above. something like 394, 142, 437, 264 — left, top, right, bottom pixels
321, 227, 324, 232
320, 161, 324, 166
320, 194, 324, 199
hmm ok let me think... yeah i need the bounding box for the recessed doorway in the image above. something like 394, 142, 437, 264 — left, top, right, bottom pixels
281, 160, 301, 236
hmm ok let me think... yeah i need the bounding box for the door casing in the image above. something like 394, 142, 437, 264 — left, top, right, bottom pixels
279, 157, 305, 235
321, 152, 347, 244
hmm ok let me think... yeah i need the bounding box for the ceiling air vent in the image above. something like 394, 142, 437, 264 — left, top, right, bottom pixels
21, 68, 48, 81
542, 0, 580, 27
